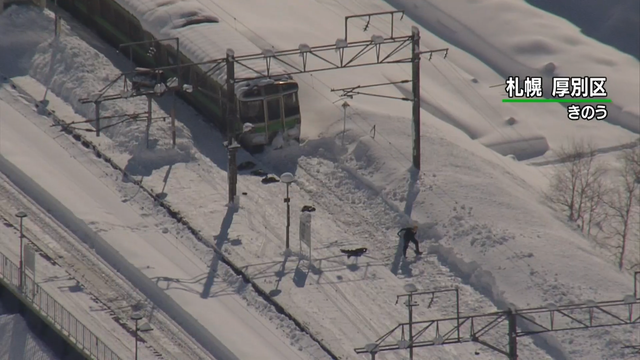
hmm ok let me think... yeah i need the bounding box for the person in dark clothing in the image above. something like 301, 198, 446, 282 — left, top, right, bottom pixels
398, 225, 423, 257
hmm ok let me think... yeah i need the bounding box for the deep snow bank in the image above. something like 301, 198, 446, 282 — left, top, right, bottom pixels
383, 0, 640, 133
332, 109, 637, 360
0, 6, 196, 159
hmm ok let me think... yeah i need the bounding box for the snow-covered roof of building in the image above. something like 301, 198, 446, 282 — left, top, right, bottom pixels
113, 0, 291, 92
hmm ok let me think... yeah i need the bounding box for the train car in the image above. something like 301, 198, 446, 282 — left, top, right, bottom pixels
54, 0, 301, 151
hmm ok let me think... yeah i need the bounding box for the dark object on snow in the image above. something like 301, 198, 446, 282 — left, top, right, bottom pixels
301, 205, 316, 212
340, 247, 368, 259
398, 226, 422, 257
250, 169, 268, 176
238, 161, 256, 171
242, 192, 248, 195
261, 175, 280, 184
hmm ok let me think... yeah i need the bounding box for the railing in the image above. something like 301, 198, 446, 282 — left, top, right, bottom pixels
0, 251, 123, 360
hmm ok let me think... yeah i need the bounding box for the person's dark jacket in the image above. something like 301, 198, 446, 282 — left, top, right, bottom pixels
398, 227, 417, 242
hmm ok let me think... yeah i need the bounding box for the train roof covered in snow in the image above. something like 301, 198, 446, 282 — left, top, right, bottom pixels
112, 0, 292, 91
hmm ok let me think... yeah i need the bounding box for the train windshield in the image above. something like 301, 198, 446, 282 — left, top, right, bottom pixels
239, 100, 264, 124
238, 82, 300, 125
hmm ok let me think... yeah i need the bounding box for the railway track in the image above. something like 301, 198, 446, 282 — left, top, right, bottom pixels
0, 158, 212, 360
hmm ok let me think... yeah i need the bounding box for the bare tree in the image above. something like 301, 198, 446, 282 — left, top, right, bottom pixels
603, 146, 640, 270
583, 175, 608, 238
547, 140, 607, 230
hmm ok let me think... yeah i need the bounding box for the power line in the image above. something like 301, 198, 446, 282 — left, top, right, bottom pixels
355, 273, 640, 360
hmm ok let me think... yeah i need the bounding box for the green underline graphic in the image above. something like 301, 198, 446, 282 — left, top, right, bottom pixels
502, 98, 612, 103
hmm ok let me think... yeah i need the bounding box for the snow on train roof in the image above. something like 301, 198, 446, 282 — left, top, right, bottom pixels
112, 0, 291, 92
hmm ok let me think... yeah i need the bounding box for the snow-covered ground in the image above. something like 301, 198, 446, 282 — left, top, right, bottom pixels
0, 150, 216, 360
0, 314, 61, 360
0, 3, 639, 360
0, 216, 134, 360
0, 84, 326, 359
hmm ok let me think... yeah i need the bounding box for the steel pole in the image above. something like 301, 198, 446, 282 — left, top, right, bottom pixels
146, 95, 152, 149
408, 293, 414, 360
285, 183, 290, 250
456, 288, 461, 341
171, 91, 176, 148
226, 50, 237, 204
508, 309, 517, 360
342, 105, 346, 146
172, 37, 180, 149
134, 319, 139, 360
411, 26, 421, 170
18, 217, 24, 291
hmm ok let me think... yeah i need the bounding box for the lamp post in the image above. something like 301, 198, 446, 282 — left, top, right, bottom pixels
130, 312, 153, 360
281, 172, 295, 253
15, 211, 27, 292
341, 101, 350, 147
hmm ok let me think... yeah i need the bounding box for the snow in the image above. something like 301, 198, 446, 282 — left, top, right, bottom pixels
0, 84, 323, 359
0, 224, 133, 360
384, 0, 640, 133
0, 314, 61, 360
113, 0, 291, 90
1, 2, 639, 360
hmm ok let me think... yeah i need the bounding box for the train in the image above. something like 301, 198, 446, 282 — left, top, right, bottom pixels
54, 0, 301, 152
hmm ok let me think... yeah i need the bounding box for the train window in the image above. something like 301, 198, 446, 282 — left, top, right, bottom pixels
283, 93, 300, 118
239, 100, 265, 124
266, 98, 282, 122
282, 83, 298, 93
264, 84, 279, 96
191, 73, 199, 90
243, 87, 260, 98
179, 60, 190, 85
167, 50, 177, 65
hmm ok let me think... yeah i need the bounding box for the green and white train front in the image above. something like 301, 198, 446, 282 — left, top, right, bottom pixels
235, 78, 301, 147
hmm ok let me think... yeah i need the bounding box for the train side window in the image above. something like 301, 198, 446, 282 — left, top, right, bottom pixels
283, 93, 300, 118
190, 68, 200, 89
244, 88, 260, 98
239, 100, 265, 124
266, 98, 282, 122
167, 49, 177, 65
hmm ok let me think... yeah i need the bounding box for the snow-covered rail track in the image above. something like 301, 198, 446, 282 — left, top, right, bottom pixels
0, 170, 213, 360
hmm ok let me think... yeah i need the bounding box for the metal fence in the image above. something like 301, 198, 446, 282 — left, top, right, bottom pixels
0, 251, 123, 360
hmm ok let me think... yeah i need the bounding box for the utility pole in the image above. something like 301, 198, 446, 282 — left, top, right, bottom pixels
146, 95, 152, 149
225, 49, 239, 205
94, 101, 101, 136
341, 101, 350, 146
15, 211, 27, 293
405, 287, 417, 360
173, 39, 181, 149
53, 0, 61, 38
507, 308, 517, 360
411, 26, 421, 170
